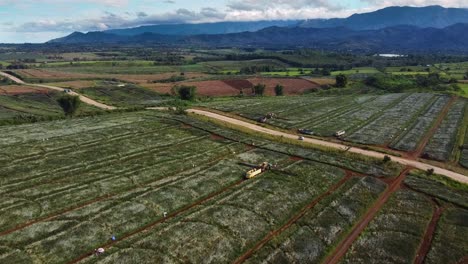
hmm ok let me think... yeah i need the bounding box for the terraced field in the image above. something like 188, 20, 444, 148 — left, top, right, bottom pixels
0, 111, 466, 264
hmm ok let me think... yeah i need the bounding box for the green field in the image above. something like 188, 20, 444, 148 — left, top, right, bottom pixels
0, 106, 465, 264
0, 90, 101, 125
0, 111, 401, 263
331, 67, 380, 76
77, 82, 167, 107
201, 93, 467, 161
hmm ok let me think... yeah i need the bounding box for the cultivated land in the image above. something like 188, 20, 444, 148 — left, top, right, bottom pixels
200, 93, 468, 167
0, 111, 466, 264
0, 48, 467, 264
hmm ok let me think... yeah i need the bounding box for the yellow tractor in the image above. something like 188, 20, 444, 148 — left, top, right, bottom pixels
245, 162, 270, 179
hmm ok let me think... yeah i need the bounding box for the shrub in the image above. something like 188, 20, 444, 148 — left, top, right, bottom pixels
335, 74, 348, 88
57, 94, 81, 117
274, 84, 284, 96
253, 84, 266, 96
176, 85, 197, 101
383, 155, 391, 163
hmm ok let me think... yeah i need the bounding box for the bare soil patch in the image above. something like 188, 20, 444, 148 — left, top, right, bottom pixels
0, 85, 49, 95
247, 77, 319, 95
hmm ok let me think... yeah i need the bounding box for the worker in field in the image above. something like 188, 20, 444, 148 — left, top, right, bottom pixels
94, 248, 105, 256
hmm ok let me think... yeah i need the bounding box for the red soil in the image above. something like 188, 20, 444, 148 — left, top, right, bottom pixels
322, 167, 411, 264
67, 179, 246, 264
0, 85, 49, 95
234, 173, 352, 264
414, 201, 444, 264
247, 77, 319, 95
222, 79, 254, 90
145, 77, 319, 97
411, 96, 456, 158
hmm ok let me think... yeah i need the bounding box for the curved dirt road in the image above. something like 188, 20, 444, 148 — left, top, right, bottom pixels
0, 71, 116, 110
188, 109, 468, 184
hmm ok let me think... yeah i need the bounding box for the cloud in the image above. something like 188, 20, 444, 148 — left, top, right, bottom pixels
360, 0, 467, 8
0, 0, 129, 7
12, 8, 227, 33
3, 0, 468, 37
227, 0, 342, 11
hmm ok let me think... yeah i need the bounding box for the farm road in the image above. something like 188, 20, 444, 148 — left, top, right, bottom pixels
188, 109, 468, 184
0, 71, 116, 110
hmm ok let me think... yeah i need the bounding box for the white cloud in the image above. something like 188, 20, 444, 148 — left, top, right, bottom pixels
1, 0, 467, 42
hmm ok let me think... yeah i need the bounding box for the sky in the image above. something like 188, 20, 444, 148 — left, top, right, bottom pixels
0, 0, 466, 43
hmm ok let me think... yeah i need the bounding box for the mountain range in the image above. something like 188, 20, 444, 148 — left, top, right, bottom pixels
299, 5, 468, 29
48, 6, 468, 53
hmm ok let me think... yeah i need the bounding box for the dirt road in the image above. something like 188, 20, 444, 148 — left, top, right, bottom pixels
322, 168, 410, 264
188, 109, 468, 184
0, 71, 116, 110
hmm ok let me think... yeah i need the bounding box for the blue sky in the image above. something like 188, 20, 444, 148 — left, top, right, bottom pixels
0, 0, 466, 43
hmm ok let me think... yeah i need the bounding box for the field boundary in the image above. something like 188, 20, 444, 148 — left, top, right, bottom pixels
1, 71, 116, 110
233, 173, 353, 264
187, 109, 468, 184
322, 167, 411, 264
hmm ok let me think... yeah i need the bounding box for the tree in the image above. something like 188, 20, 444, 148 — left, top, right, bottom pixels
321, 68, 331, 76
253, 83, 266, 96
383, 155, 391, 163
335, 74, 348, 88
176, 85, 197, 101
274, 84, 284, 96
57, 94, 81, 117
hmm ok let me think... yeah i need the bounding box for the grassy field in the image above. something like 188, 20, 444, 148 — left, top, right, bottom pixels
0, 90, 101, 124
0, 111, 465, 263
331, 67, 380, 76
77, 81, 168, 107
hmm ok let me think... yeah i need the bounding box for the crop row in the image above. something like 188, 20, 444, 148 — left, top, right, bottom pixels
346, 93, 435, 145
77, 160, 347, 264
423, 99, 466, 161
172, 113, 402, 177
245, 176, 387, 263
307, 93, 405, 136
342, 189, 434, 263
425, 208, 468, 264
390, 95, 451, 152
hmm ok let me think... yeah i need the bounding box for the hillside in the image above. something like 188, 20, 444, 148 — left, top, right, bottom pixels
49, 24, 468, 53
300, 5, 468, 30
104, 20, 300, 36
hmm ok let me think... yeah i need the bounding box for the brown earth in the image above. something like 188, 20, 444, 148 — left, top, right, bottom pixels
306, 78, 336, 86
44, 80, 96, 89
0, 85, 49, 95
15, 69, 206, 83
145, 77, 319, 96
247, 77, 319, 95
322, 167, 411, 264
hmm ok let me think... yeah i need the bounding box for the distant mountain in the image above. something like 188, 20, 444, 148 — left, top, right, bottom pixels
182, 23, 468, 52
300, 5, 468, 30
48, 23, 468, 53
48, 31, 181, 44
104, 20, 300, 36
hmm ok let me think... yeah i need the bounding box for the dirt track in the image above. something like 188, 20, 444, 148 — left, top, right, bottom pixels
188, 109, 468, 184
0, 71, 116, 110
322, 168, 410, 264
